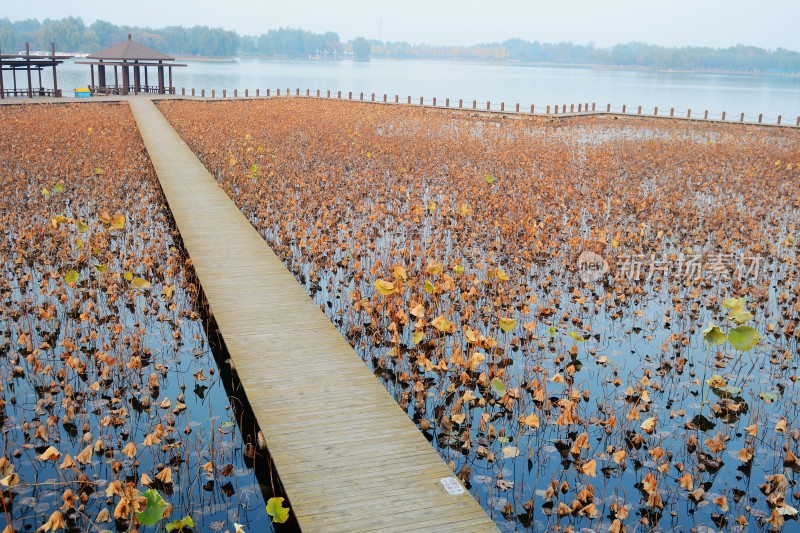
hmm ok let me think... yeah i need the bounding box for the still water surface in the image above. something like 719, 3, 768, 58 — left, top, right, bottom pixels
7, 58, 800, 123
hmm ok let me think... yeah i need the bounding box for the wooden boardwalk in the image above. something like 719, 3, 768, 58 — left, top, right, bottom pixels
127, 98, 498, 532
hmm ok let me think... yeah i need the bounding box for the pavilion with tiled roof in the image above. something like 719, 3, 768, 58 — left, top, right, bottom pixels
76, 34, 186, 95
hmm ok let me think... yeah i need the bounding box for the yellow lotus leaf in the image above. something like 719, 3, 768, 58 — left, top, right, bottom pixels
375, 279, 397, 296
580, 459, 597, 477
51, 215, 68, 229
776, 418, 788, 433
431, 315, 456, 334
641, 417, 657, 434
38, 446, 61, 461
523, 413, 540, 428
112, 214, 125, 229
499, 316, 517, 333
392, 264, 408, 281
131, 277, 151, 290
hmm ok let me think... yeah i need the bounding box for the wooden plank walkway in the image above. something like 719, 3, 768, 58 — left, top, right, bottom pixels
127, 98, 499, 533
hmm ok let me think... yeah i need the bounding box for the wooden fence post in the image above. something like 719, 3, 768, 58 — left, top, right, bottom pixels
201, 89, 205, 97
670, 108, 674, 117
687, 109, 691, 118
487, 101, 491, 111
740, 112, 745, 122
501, 102, 504, 112
721, 111, 725, 121
654, 107, 658, 116
758, 113, 763, 124
420, 96, 423, 105
433, 97, 437, 106
212, 89, 216, 98
459, 99, 463, 108
547, 105, 551, 114
191, 88, 195, 96
570, 104, 574, 113
704, 110, 708, 120
516, 103, 519, 113
446, 98, 449, 107
530, 104, 534, 113
622, 104, 626, 113
637, 105, 641, 114
777, 115, 782, 125
473, 100, 477, 109
607, 103, 611, 112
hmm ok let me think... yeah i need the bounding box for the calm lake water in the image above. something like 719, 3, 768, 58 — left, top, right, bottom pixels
7, 58, 800, 124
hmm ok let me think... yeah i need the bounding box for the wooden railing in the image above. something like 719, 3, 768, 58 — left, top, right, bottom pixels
174, 86, 800, 128
2, 88, 61, 97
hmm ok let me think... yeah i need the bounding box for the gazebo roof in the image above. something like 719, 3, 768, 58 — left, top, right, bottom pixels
89, 34, 174, 61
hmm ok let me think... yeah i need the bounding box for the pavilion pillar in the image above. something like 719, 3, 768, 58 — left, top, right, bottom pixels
157, 63, 165, 94
0, 46, 4, 99
98, 64, 106, 91
25, 42, 33, 98
90, 64, 95, 89
114, 66, 119, 93
144, 66, 149, 91
133, 65, 140, 94
121, 65, 129, 95
168, 66, 173, 94
51, 43, 59, 96
38, 68, 43, 94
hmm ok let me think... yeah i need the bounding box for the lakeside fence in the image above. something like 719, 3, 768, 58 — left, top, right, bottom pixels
174, 86, 799, 127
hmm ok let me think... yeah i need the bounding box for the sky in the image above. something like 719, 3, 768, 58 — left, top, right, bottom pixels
6, 0, 800, 50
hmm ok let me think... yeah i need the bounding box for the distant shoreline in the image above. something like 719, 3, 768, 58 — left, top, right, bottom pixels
225, 55, 800, 78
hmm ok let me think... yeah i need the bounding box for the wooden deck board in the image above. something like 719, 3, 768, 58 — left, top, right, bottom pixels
127, 98, 498, 533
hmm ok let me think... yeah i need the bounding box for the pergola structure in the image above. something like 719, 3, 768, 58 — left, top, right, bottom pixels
0, 43, 69, 98
76, 35, 186, 95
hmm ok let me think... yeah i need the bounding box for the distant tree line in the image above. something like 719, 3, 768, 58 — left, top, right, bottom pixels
0, 17, 240, 57
1, 17, 798, 72
372, 39, 800, 73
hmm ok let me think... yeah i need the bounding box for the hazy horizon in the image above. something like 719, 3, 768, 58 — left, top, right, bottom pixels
5, 0, 799, 51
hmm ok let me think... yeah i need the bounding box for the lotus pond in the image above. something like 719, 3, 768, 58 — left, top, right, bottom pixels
158, 98, 800, 532
0, 103, 289, 533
